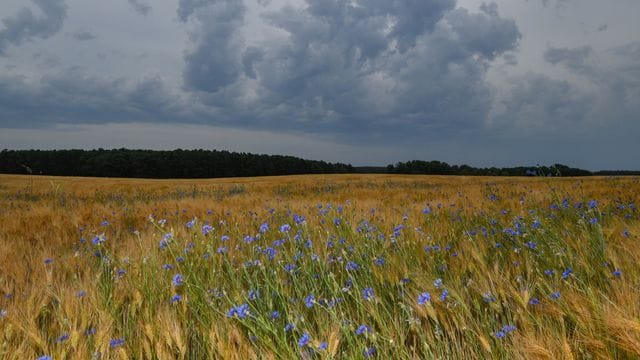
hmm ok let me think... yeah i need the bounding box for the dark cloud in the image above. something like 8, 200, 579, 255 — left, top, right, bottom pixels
0, 0, 638, 169
0, 70, 186, 128
0, 0, 522, 144
544, 45, 594, 74
72, 29, 97, 41
495, 73, 593, 132
495, 42, 640, 137
177, 0, 218, 22
179, 0, 246, 93
544, 43, 640, 122
219, 1, 521, 139
0, 0, 68, 55
241, 46, 263, 79
128, 0, 152, 16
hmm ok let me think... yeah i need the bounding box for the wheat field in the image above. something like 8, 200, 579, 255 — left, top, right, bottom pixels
0, 174, 639, 359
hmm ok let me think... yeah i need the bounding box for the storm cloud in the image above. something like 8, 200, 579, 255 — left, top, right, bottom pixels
128, 0, 152, 16
0, 0, 67, 55
0, 0, 639, 168
175, 0, 520, 139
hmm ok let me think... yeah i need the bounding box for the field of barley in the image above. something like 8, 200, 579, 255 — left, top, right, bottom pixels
0, 174, 639, 359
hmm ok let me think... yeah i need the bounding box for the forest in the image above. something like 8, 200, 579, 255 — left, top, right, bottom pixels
1, 149, 637, 178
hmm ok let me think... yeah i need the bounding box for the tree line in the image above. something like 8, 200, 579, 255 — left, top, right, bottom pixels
0, 149, 354, 178
385, 160, 640, 177
0, 149, 637, 178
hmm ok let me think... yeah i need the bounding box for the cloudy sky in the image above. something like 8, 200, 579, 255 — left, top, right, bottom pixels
0, 0, 638, 169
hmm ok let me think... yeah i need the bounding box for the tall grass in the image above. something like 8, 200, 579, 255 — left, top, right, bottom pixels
0, 174, 638, 359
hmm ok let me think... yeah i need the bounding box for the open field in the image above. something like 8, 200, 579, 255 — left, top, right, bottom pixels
1, 174, 639, 359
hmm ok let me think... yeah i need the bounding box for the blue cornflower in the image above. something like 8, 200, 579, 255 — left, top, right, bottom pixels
36, 356, 52, 360
221, 235, 230, 242
270, 311, 280, 320
526, 241, 537, 249
172, 274, 184, 287
170, 294, 182, 303
44, 258, 53, 265
100, 220, 109, 226
298, 332, 310, 347
227, 303, 250, 319
374, 257, 385, 266
494, 330, 506, 339
561, 268, 573, 280
110, 337, 125, 348
202, 224, 214, 236
304, 294, 315, 308
162, 264, 174, 270
529, 297, 540, 305
318, 341, 328, 350
590, 217, 598, 224
589, 200, 598, 209
440, 289, 449, 302
364, 346, 376, 358
176, 256, 185, 263
550, 291, 561, 300
345, 261, 360, 271
76, 290, 86, 298
504, 228, 518, 237
422, 207, 432, 214
216, 246, 228, 254
344, 279, 353, 290
434, 278, 443, 289
56, 333, 70, 343
483, 292, 496, 303
418, 292, 431, 305
356, 324, 371, 336
284, 323, 295, 332
544, 269, 555, 276
333, 217, 341, 226
502, 324, 517, 333
259, 222, 269, 234
280, 224, 291, 233
293, 214, 306, 225
532, 219, 541, 229
186, 218, 195, 229
623, 229, 630, 237
613, 269, 622, 277
0, 309, 7, 318
285, 263, 297, 273
248, 290, 259, 301
362, 287, 374, 301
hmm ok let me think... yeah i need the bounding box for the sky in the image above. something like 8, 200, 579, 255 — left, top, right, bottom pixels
0, 0, 638, 169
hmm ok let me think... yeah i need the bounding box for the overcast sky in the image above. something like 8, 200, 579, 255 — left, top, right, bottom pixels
0, 0, 638, 169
